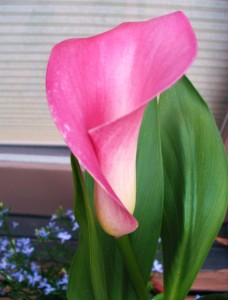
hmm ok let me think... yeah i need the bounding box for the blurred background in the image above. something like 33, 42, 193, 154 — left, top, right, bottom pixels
0, 0, 227, 216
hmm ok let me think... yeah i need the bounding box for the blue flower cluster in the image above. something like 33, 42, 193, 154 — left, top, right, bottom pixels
0, 203, 79, 299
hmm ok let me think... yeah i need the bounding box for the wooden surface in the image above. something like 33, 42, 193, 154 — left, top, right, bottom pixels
153, 269, 228, 298
190, 270, 228, 292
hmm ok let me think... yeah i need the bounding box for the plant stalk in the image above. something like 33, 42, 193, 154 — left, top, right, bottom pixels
115, 235, 149, 300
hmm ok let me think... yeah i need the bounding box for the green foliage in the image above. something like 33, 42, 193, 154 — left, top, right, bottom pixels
158, 76, 228, 300
132, 100, 164, 281
67, 156, 108, 300
68, 76, 227, 300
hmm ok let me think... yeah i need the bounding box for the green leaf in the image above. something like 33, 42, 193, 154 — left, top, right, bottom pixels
158, 76, 228, 300
203, 293, 228, 300
131, 99, 164, 281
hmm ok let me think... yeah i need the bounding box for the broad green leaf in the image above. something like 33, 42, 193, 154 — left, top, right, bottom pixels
203, 293, 228, 300
131, 99, 164, 281
158, 76, 228, 300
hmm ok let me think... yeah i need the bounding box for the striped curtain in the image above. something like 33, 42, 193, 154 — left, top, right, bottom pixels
1, 0, 227, 144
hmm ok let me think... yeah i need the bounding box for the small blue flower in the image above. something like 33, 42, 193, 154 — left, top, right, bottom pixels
57, 231, 72, 243
15, 238, 34, 257
66, 209, 73, 216
57, 273, 68, 291
58, 273, 68, 285
51, 213, 58, 221
38, 277, 48, 289
28, 272, 42, 287
4, 248, 14, 258
30, 261, 40, 272
11, 270, 26, 283
23, 246, 34, 256
0, 239, 9, 252
3, 208, 9, 214
152, 259, 163, 273
12, 221, 19, 229
47, 221, 55, 228
38, 278, 56, 295
0, 257, 8, 269
44, 284, 56, 295
195, 295, 203, 299
72, 222, 79, 231
35, 228, 50, 239
0, 208, 9, 216
16, 238, 30, 248
66, 209, 75, 222
0, 257, 16, 270
47, 221, 60, 233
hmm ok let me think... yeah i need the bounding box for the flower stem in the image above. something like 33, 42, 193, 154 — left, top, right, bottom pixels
115, 235, 149, 300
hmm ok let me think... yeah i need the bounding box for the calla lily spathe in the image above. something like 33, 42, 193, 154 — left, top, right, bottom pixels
46, 11, 197, 237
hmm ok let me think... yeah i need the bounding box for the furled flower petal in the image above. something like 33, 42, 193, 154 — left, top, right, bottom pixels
46, 11, 197, 237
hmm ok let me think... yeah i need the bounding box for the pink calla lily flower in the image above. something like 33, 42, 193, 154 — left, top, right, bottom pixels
46, 11, 197, 237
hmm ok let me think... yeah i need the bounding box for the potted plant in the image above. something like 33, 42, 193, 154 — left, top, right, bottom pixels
2, 10, 226, 300
0, 204, 78, 299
